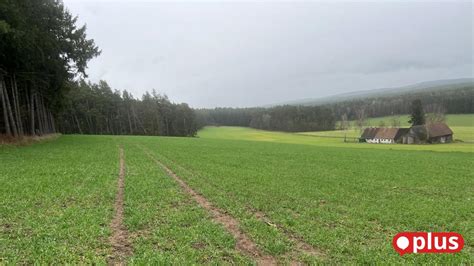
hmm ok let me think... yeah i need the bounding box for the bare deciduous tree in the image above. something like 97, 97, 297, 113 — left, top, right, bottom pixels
355, 108, 367, 132
390, 115, 401, 128
425, 103, 446, 124
338, 113, 349, 130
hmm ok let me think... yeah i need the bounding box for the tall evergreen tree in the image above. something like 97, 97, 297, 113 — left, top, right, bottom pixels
0, 0, 100, 136
408, 99, 425, 126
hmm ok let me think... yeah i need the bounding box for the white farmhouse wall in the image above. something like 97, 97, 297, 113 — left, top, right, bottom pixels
366, 138, 394, 144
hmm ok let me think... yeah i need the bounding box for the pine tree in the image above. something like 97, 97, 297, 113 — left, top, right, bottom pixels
408, 99, 425, 126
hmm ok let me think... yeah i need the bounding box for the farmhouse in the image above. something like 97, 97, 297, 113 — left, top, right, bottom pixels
360, 122, 453, 144
359, 128, 378, 143
359, 127, 408, 143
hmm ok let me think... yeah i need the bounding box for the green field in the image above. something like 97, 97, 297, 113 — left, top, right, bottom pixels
1, 125, 473, 263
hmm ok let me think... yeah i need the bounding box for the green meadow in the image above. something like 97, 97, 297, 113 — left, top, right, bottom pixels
1, 115, 473, 263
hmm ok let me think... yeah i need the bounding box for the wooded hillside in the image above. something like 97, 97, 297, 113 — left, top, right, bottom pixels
326, 85, 473, 121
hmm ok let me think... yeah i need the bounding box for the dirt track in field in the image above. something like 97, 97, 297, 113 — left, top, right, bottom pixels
107, 147, 132, 265
141, 148, 277, 265
157, 155, 326, 260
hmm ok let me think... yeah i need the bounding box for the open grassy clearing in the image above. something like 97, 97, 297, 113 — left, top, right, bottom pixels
1, 132, 473, 264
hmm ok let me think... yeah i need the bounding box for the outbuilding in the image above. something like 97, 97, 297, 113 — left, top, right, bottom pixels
402, 122, 453, 144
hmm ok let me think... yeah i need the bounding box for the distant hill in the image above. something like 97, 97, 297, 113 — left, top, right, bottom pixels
273, 78, 474, 106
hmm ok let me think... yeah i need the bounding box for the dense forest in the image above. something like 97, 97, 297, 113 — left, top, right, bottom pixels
196, 105, 336, 132
0, 0, 199, 137
58, 80, 197, 136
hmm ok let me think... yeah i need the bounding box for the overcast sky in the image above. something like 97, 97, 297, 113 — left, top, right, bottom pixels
63, 0, 473, 108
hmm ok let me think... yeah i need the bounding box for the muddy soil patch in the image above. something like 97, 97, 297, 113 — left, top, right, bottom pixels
107, 147, 132, 265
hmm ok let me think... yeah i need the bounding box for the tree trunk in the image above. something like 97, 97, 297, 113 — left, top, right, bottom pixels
86, 114, 93, 134
40, 96, 49, 133
36, 94, 43, 134
131, 107, 138, 134
117, 109, 123, 135
105, 116, 111, 134
25, 84, 31, 134
30, 89, 36, 135
156, 115, 161, 135
127, 110, 133, 134
48, 110, 56, 133
74, 113, 83, 134
12, 75, 23, 136
34, 93, 44, 135
0, 77, 12, 136
2, 77, 18, 137
131, 106, 147, 134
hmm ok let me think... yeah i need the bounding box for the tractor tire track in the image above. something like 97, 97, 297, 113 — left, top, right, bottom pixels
141, 147, 277, 265
156, 153, 326, 260
107, 146, 132, 265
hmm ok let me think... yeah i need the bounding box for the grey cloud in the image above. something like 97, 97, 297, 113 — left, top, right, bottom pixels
65, 0, 473, 107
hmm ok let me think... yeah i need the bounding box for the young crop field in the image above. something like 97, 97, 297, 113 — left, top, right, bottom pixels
1, 0, 471, 264
1, 129, 473, 264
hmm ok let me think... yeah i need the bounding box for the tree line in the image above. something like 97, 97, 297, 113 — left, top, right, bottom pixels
58, 80, 198, 136
196, 85, 472, 132
196, 105, 336, 132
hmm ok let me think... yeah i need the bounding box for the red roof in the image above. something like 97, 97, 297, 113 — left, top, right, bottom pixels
374, 128, 400, 139
361, 127, 408, 140
360, 128, 379, 139
426, 123, 453, 138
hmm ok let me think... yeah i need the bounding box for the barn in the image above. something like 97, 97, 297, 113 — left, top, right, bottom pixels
403, 122, 453, 144
427, 123, 454, 143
